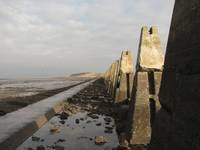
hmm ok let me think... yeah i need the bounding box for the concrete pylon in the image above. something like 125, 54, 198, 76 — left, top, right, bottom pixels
109, 60, 120, 97
127, 26, 164, 145
108, 61, 119, 94
150, 1, 200, 149
136, 26, 164, 71
115, 50, 134, 103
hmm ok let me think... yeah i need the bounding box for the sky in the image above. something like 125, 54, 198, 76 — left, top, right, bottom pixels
0, 0, 175, 78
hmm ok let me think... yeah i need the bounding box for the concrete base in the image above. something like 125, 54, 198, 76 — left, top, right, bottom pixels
115, 73, 133, 103
0, 80, 94, 150
128, 71, 162, 144
128, 72, 151, 144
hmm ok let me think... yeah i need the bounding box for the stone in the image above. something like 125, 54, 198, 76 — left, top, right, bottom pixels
32, 136, 40, 142
112, 145, 129, 150
136, 26, 164, 71
87, 113, 99, 119
55, 145, 65, 150
96, 123, 102, 126
36, 145, 45, 150
60, 111, 69, 120
57, 139, 65, 143
50, 127, 60, 133
105, 126, 113, 130
104, 117, 112, 122
104, 129, 113, 134
95, 136, 107, 145
75, 119, 80, 124
59, 120, 65, 124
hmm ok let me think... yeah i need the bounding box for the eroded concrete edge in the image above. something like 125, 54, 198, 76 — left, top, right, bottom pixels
0, 80, 95, 150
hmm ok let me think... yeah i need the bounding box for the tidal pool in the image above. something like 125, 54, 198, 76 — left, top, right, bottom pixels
17, 112, 119, 150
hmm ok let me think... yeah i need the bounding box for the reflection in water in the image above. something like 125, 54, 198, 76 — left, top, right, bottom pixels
17, 112, 119, 150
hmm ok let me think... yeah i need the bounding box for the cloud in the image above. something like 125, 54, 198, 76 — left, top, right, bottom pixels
0, 0, 175, 78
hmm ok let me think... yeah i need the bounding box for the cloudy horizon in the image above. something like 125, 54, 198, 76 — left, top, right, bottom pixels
0, 0, 175, 78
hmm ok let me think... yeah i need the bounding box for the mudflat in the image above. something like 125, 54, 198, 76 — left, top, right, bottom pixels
0, 73, 100, 116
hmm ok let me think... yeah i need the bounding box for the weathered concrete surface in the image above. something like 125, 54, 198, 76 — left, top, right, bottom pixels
149, 1, 200, 150
108, 61, 119, 96
127, 72, 162, 145
127, 27, 163, 145
0, 80, 94, 150
110, 60, 120, 98
128, 72, 151, 145
115, 51, 134, 103
136, 26, 164, 71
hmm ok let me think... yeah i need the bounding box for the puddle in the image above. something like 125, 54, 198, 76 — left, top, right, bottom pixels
17, 112, 119, 150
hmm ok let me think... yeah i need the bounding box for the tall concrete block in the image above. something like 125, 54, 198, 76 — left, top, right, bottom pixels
128, 72, 151, 144
104, 66, 112, 91
108, 62, 117, 94
136, 26, 164, 71
127, 27, 163, 145
104, 70, 110, 86
115, 51, 134, 103
149, 1, 200, 150
111, 60, 120, 97
127, 71, 162, 145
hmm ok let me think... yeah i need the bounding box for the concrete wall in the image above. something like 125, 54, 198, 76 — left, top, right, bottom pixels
149, 1, 200, 150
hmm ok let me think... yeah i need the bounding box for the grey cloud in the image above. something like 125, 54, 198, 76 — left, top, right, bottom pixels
0, 0, 175, 78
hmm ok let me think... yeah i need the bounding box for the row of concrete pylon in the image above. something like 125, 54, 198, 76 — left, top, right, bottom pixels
104, 26, 164, 145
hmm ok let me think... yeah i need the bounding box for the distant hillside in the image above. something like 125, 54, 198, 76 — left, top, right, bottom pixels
70, 72, 101, 78
65, 72, 102, 80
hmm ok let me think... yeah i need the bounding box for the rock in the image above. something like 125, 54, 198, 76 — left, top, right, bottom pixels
87, 113, 99, 119
60, 112, 69, 120
59, 120, 66, 124
40, 139, 45, 142
50, 127, 60, 133
54, 113, 61, 116
112, 145, 129, 150
91, 96, 98, 99
0, 111, 6, 116
32, 136, 40, 142
80, 117, 84, 121
98, 96, 105, 100
105, 126, 113, 130
119, 133, 129, 149
104, 129, 113, 134
96, 123, 102, 126
95, 136, 107, 145
104, 117, 112, 122
105, 122, 110, 125
57, 139, 65, 143
36, 145, 45, 150
55, 145, 65, 150
75, 119, 80, 124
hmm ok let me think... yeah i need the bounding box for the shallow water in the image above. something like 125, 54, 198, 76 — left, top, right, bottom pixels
17, 112, 119, 150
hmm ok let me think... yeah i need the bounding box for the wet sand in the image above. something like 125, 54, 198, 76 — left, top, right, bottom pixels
0, 78, 92, 116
